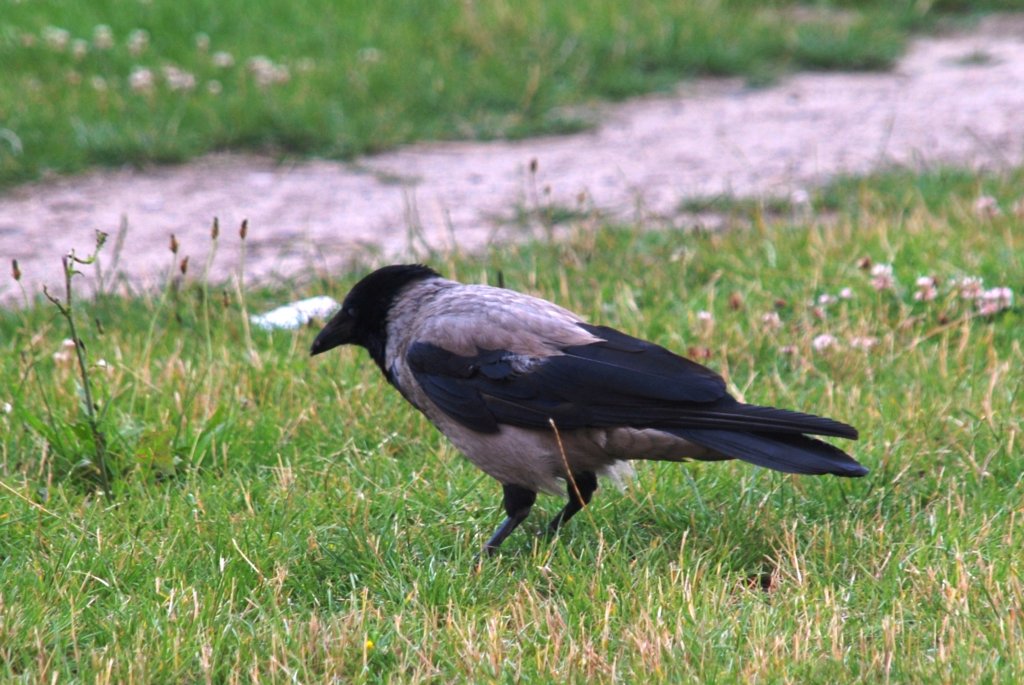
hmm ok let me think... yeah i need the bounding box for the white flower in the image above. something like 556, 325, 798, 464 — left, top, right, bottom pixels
93, 24, 114, 50
206, 79, 222, 95
42, 26, 71, 51
127, 29, 149, 56
194, 32, 210, 51
817, 293, 837, 306
761, 311, 782, 331
985, 286, 1013, 306
978, 302, 999, 316
162, 65, 196, 92
839, 287, 854, 300
956, 276, 984, 300
71, 38, 88, 60
914, 276, 937, 302
913, 289, 936, 302
129, 66, 155, 93
2, 402, 12, 415
212, 51, 234, 68
812, 334, 837, 352
53, 338, 76, 366
90, 75, 108, 91
978, 287, 1013, 315
247, 56, 290, 87
870, 263, 895, 291
973, 195, 1001, 218
789, 188, 810, 206
696, 310, 713, 324
849, 336, 879, 351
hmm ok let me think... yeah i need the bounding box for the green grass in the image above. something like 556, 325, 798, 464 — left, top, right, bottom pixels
0, 0, 1019, 188
1, 167, 1022, 681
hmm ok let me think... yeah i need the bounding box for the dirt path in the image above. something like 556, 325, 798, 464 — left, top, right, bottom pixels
2, 19, 1023, 301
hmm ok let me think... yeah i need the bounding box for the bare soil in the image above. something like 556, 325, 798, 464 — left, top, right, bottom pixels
2, 19, 1023, 301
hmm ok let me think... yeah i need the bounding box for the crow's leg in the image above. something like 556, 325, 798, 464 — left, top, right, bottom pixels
483, 483, 537, 554
548, 470, 598, 534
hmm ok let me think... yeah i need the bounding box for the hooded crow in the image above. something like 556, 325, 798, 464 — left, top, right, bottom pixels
311, 264, 866, 553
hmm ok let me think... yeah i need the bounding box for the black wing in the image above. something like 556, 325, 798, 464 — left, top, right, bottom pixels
406, 323, 857, 440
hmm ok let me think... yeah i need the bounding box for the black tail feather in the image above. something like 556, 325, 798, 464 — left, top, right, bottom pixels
674, 429, 868, 477
706, 402, 859, 440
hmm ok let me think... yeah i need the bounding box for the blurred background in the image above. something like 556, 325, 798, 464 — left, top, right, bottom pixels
2, 0, 1023, 298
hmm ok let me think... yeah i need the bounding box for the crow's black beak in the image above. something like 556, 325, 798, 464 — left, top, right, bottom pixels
310, 311, 354, 356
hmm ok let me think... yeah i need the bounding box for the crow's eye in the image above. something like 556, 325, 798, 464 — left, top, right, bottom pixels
346, 306, 358, 318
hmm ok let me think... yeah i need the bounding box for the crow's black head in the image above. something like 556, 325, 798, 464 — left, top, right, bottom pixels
310, 264, 439, 367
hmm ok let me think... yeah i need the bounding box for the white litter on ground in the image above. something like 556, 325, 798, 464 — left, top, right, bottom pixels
250, 296, 339, 330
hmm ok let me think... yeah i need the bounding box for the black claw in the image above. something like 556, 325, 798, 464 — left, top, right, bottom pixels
548, 471, 598, 534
